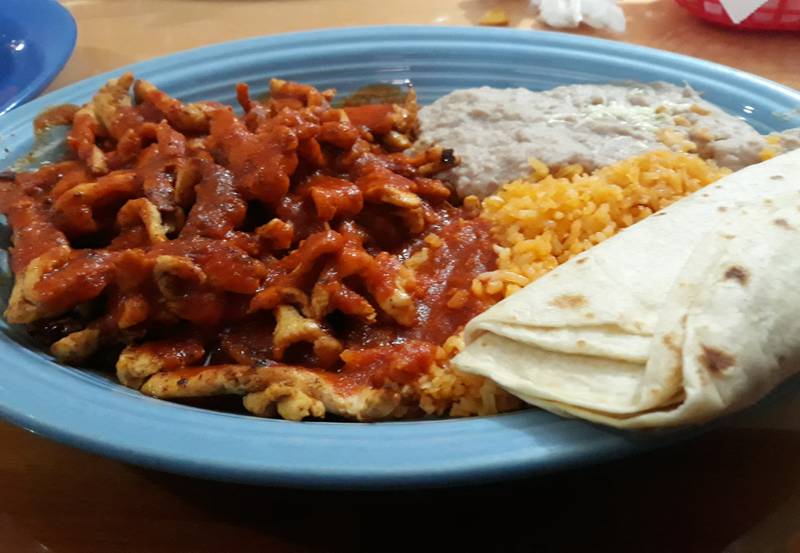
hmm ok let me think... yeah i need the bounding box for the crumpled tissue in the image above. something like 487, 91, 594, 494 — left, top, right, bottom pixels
530, 0, 627, 32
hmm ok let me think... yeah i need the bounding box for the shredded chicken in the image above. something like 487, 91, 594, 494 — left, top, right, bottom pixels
5, 246, 72, 323
243, 385, 326, 421
272, 305, 342, 369
116, 198, 169, 244
92, 73, 135, 138
51, 328, 101, 364
116, 345, 166, 389
140, 364, 409, 421
134, 79, 215, 133
0, 75, 508, 422
53, 171, 140, 236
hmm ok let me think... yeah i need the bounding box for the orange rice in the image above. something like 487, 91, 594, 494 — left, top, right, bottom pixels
475, 150, 731, 299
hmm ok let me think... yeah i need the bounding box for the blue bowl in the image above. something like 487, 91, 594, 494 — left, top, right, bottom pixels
0, 26, 798, 489
0, 0, 77, 115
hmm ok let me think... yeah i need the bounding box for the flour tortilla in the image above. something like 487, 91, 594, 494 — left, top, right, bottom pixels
454, 149, 800, 428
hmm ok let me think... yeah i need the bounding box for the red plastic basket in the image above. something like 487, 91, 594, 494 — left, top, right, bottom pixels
675, 0, 800, 29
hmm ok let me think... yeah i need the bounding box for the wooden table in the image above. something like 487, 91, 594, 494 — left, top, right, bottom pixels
4, 1, 800, 551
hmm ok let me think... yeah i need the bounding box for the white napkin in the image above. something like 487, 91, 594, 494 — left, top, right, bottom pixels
530, 0, 627, 32
719, 0, 768, 23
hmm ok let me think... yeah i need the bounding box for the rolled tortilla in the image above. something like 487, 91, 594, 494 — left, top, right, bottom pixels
454, 149, 800, 428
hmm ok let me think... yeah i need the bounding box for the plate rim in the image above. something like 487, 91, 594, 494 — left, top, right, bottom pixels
1, 25, 799, 489
5, 24, 800, 122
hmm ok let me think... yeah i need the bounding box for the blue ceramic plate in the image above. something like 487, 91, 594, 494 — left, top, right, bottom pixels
0, 0, 76, 115
0, 27, 799, 489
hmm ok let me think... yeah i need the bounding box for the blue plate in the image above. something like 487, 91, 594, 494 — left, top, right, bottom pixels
0, 27, 799, 489
0, 0, 76, 116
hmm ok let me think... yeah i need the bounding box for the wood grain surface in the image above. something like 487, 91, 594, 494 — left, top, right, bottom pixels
4, 1, 800, 551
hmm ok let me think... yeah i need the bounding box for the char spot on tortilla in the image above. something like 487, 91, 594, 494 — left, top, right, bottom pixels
654, 212, 668, 217
700, 346, 735, 374
723, 266, 749, 285
576, 258, 588, 265
774, 218, 794, 230
550, 294, 588, 309
721, 233, 736, 240
662, 334, 680, 353
717, 206, 728, 213
770, 175, 784, 180
576, 339, 587, 347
